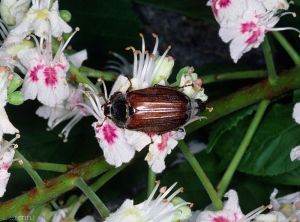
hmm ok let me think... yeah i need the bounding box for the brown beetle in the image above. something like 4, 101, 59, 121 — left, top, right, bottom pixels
103, 86, 206, 134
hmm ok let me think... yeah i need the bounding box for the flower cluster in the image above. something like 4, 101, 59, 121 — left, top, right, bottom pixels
105, 181, 192, 222
207, 0, 300, 62
83, 34, 208, 173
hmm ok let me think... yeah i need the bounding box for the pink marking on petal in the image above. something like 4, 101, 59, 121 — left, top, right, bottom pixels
0, 163, 11, 171
212, 216, 231, 222
212, 0, 219, 16
246, 29, 262, 45
56, 63, 66, 70
219, 0, 231, 8
157, 133, 170, 151
29, 64, 44, 82
43, 66, 58, 87
102, 123, 118, 145
241, 22, 256, 34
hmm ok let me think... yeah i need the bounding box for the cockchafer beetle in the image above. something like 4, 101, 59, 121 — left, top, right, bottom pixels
103, 86, 206, 134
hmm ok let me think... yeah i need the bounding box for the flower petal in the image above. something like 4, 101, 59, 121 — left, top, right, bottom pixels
110, 75, 131, 96
293, 103, 300, 124
124, 129, 151, 152
290, 146, 300, 161
93, 120, 135, 167
0, 170, 10, 197
68, 49, 88, 68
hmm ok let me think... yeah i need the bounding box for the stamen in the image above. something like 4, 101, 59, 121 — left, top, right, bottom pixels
54, 27, 80, 62
151, 45, 171, 82
268, 27, 300, 36
152, 33, 159, 55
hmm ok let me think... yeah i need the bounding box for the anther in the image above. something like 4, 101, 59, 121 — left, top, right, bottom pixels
206, 107, 214, 113
18, 160, 24, 165
160, 186, 167, 193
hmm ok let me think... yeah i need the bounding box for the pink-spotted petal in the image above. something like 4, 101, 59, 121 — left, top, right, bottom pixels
93, 120, 135, 167
146, 132, 178, 173
0, 170, 10, 197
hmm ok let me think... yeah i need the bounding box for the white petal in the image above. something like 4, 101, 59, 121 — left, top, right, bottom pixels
146, 133, 178, 173
110, 75, 131, 96
0, 107, 19, 137
290, 146, 300, 161
36, 105, 51, 119
48, 1, 72, 37
0, 171, 10, 197
68, 50, 88, 68
0, 149, 15, 168
293, 103, 300, 124
93, 120, 135, 167
223, 190, 243, 216
124, 129, 151, 152
52, 209, 67, 222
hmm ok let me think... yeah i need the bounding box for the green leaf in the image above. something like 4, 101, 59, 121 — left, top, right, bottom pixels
207, 105, 257, 153
214, 103, 300, 176
133, 0, 214, 21
262, 167, 300, 186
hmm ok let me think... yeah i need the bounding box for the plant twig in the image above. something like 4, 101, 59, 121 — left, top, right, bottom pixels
79, 66, 117, 81
75, 178, 110, 219
262, 36, 278, 86
202, 70, 267, 84
12, 161, 69, 173
15, 151, 44, 189
178, 141, 223, 210
272, 32, 300, 66
147, 168, 156, 197
217, 100, 270, 196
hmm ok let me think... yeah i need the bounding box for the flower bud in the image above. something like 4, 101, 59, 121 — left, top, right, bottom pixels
152, 56, 174, 85
0, 0, 31, 26
60, 10, 72, 22
172, 197, 192, 221
8, 73, 23, 94
8, 91, 24, 105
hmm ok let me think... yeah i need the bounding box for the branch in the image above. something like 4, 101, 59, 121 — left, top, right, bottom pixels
186, 66, 300, 134
0, 158, 112, 219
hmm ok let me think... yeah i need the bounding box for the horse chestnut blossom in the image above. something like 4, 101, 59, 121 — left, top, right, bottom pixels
37, 208, 96, 222
208, 0, 300, 62
196, 190, 271, 222
0, 67, 19, 139
254, 189, 300, 221
82, 35, 207, 173
0, 134, 19, 197
36, 50, 88, 141
17, 29, 80, 107
104, 182, 192, 222
7, 0, 72, 43
36, 85, 90, 142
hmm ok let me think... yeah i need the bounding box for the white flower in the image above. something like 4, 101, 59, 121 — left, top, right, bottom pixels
126, 33, 173, 90
146, 131, 185, 173
179, 67, 208, 101
0, 134, 19, 197
290, 103, 300, 162
207, 0, 248, 24
18, 30, 80, 107
196, 190, 270, 222
268, 189, 300, 221
0, 0, 31, 26
0, 67, 19, 138
105, 182, 192, 222
8, 0, 72, 40
36, 85, 90, 142
210, 0, 300, 62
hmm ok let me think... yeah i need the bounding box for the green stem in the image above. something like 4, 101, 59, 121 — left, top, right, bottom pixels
69, 165, 126, 218
74, 178, 110, 219
15, 151, 44, 189
147, 168, 156, 197
178, 141, 223, 210
272, 32, 300, 66
262, 36, 278, 86
79, 66, 117, 81
217, 100, 270, 196
12, 161, 69, 173
0, 158, 111, 219
202, 70, 267, 84
186, 66, 300, 135
69, 64, 93, 85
